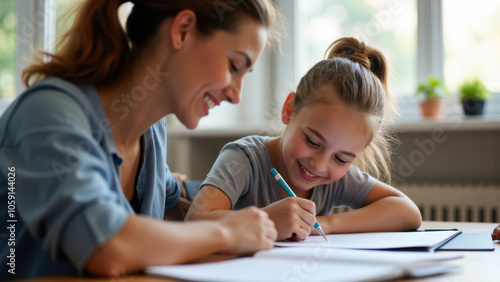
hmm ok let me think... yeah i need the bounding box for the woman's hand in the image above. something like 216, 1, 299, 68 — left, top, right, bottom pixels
262, 197, 317, 241
217, 206, 277, 255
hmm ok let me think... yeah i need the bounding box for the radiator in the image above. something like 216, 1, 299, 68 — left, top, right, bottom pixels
332, 182, 500, 223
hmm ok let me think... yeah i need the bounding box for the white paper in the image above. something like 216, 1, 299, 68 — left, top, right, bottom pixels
255, 247, 463, 265
145, 247, 462, 282
146, 257, 403, 282
274, 230, 461, 250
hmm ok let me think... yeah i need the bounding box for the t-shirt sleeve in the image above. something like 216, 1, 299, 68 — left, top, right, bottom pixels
2, 90, 129, 272
201, 143, 254, 208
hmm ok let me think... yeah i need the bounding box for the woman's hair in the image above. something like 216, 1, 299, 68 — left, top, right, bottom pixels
22, 0, 280, 88
293, 37, 397, 182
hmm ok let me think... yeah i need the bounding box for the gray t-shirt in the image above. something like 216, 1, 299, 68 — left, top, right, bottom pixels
202, 135, 378, 216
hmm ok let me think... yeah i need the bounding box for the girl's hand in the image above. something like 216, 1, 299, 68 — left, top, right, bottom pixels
218, 206, 277, 255
492, 224, 500, 240
262, 197, 317, 241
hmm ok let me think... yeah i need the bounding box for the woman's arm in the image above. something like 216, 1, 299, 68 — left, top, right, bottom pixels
86, 206, 276, 277
187, 185, 317, 241
317, 182, 422, 234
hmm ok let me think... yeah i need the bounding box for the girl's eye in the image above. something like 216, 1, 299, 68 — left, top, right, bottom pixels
335, 156, 347, 165
305, 135, 320, 148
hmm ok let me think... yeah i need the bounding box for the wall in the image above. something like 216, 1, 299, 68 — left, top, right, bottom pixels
167, 120, 500, 183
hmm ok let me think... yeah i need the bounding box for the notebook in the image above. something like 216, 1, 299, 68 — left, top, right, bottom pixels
274, 230, 462, 251
437, 233, 495, 251
145, 248, 463, 282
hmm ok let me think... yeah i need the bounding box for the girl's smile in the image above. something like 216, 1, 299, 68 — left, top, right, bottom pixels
273, 89, 372, 195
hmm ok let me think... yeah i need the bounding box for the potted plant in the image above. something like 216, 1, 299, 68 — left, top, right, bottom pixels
458, 78, 490, 116
416, 76, 447, 120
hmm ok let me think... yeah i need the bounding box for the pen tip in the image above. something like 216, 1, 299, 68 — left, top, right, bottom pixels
317, 226, 328, 241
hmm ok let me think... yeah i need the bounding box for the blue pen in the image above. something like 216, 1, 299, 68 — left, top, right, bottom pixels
270, 168, 328, 241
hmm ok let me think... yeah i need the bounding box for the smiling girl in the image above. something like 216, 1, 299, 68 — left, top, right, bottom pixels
186, 37, 422, 241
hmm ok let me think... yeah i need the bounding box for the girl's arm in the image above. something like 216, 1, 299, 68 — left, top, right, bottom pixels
317, 182, 422, 234
85, 207, 276, 277
187, 185, 317, 241
185, 185, 234, 220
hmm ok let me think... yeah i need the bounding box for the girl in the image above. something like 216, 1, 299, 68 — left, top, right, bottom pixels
0, 0, 280, 280
186, 37, 422, 241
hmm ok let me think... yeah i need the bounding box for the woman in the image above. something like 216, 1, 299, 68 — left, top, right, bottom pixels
0, 0, 280, 280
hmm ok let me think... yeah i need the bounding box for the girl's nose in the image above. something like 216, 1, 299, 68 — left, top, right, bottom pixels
309, 153, 328, 173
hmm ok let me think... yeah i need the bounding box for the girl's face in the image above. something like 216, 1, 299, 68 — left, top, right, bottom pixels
278, 89, 372, 194
165, 15, 267, 129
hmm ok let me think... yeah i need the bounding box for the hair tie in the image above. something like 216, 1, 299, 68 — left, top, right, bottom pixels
347, 49, 355, 57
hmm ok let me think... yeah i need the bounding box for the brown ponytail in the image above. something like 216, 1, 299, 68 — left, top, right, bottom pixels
293, 37, 397, 182
22, 0, 281, 88
324, 37, 396, 121
23, 0, 130, 87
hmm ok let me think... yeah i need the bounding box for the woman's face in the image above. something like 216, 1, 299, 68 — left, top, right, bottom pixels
278, 89, 372, 194
166, 16, 267, 129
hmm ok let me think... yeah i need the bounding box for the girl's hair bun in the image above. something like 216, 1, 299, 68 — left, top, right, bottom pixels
325, 37, 386, 87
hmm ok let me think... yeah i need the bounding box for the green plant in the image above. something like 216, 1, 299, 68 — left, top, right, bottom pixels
416, 76, 447, 100
458, 78, 490, 101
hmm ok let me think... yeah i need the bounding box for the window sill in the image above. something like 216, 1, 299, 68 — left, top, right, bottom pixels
167, 121, 273, 138
389, 115, 500, 133
167, 115, 500, 138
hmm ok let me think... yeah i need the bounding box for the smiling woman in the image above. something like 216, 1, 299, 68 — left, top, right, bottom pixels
0, 0, 282, 280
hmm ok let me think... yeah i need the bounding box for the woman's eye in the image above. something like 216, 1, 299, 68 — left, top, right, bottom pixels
305, 135, 320, 147
229, 61, 238, 73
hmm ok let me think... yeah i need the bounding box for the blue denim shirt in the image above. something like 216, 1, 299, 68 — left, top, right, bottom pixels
0, 78, 180, 280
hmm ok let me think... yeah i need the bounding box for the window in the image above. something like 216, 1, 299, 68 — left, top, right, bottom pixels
297, 0, 417, 96
291, 0, 500, 120
442, 0, 500, 93
0, 0, 16, 99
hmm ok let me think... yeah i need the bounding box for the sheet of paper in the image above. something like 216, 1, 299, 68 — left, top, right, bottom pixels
274, 230, 461, 250
146, 257, 404, 282
255, 247, 463, 265
145, 248, 463, 282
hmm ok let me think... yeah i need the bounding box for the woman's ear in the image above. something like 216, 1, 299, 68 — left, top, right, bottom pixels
281, 92, 296, 124
170, 9, 197, 50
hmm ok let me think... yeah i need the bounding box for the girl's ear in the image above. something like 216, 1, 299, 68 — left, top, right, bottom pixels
281, 92, 296, 124
170, 9, 197, 50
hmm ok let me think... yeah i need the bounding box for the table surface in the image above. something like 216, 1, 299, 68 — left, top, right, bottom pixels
17, 221, 499, 282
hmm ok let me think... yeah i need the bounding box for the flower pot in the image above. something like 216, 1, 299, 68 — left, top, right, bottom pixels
419, 99, 444, 120
462, 99, 485, 116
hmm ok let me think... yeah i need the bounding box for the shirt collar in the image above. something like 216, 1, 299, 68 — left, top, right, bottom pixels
79, 83, 121, 159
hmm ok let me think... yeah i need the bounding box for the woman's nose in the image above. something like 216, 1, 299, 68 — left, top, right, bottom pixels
224, 76, 243, 104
